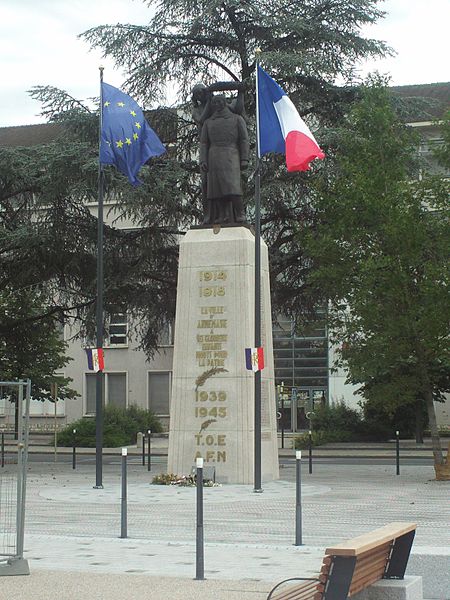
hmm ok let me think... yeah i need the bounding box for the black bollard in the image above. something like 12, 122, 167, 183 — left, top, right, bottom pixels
72, 429, 77, 470
120, 447, 128, 538
396, 430, 400, 476
147, 429, 151, 472
1, 432, 4, 468
295, 450, 303, 546
195, 457, 205, 580
141, 432, 145, 466
308, 430, 313, 474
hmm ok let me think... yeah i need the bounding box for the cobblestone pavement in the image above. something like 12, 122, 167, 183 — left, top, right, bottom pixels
22, 460, 449, 548
1, 459, 448, 599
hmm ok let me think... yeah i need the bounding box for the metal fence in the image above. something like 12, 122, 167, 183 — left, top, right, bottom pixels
0, 380, 30, 576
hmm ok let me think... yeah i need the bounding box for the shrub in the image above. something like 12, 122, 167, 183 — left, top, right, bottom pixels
424, 427, 450, 438
310, 402, 362, 433
294, 401, 392, 448
361, 400, 428, 439
58, 404, 163, 447
295, 429, 355, 449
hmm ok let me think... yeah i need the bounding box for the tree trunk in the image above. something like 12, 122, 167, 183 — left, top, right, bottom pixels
424, 385, 449, 480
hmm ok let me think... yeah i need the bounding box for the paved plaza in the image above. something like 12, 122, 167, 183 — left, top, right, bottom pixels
1, 445, 449, 599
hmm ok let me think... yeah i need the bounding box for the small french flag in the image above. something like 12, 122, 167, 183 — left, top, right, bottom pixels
86, 348, 105, 372
245, 347, 265, 372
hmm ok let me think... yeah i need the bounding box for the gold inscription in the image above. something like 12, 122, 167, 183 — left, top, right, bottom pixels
197, 319, 227, 329
194, 271, 229, 463
200, 306, 225, 315
199, 286, 225, 297
194, 450, 226, 463
199, 270, 227, 281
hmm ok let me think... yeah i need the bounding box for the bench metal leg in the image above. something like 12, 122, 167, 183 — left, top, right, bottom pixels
384, 530, 416, 580
324, 556, 357, 600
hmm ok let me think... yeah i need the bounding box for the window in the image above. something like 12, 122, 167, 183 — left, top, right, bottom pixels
273, 312, 329, 392
29, 398, 65, 416
30, 373, 66, 416
107, 313, 128, 346
108, 373, 127, 409
148, 372, 171, 414
158, 320, 174, 346
85, 372, 126, 414
86, 374, 104, 414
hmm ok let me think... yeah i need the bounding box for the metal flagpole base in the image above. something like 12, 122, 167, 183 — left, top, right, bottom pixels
0, 558, 30, 577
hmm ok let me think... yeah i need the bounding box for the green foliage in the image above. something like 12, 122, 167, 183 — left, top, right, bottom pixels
304, 79, 450, 461
433, 109, 450, 170
0, 286, 75, 401
293, 401, 392, 448
80, 0, 389, 114
57, 405, 163, 447
77, 0, 391, 327
295, 429, 351, 449
425, 427, 450, 438
311, 402, 362, 432
1, 0, 392, 361
0, 135, 182, 358
361, 398, 428, 440
4, 0, 391, 354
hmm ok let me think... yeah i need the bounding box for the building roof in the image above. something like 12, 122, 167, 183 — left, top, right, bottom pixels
390, 82, 450, 121
0, 123, 63, 147
0, 107, 177, 148
1, 84, 448, 147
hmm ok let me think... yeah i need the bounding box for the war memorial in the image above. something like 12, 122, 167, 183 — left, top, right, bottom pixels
167, 84, 279, 484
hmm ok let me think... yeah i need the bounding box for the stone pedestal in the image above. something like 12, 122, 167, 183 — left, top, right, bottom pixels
351, 576, 423, 600
167, 226, 279, 484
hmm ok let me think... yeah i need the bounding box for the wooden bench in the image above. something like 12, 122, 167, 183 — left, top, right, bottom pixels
267, 522, 417, 600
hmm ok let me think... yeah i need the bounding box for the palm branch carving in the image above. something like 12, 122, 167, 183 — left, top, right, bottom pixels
195, 367, 228, 390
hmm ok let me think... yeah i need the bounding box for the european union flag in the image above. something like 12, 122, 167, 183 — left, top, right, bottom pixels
100, 82, 166, 186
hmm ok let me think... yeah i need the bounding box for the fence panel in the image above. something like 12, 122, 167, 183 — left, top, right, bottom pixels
0, 380, 30, 576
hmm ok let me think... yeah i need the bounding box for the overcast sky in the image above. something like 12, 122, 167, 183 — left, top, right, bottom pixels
1, 0, 449, 127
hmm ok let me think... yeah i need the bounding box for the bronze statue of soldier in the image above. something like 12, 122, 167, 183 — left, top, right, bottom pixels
191, 82, 248, 225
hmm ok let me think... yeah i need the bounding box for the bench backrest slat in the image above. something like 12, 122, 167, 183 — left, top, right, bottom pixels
324, 522, 416, 557
349, 554, 391, 596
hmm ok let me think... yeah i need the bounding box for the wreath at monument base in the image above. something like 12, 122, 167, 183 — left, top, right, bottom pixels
152, 472, 220, 487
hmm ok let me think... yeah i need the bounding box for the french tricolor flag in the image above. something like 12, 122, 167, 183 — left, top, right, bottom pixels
245, 347, 264, 372
257, 65, 325, 172
86, 348, 105, 372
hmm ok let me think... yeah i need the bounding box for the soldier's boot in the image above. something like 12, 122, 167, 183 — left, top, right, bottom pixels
231, 196, 246, 223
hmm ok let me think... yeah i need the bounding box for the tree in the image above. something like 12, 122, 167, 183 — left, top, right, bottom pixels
305, 80, 450, 478
79, 0, 391, 316
81, 0, 389, 113
3, 1, 391, 358
0, 286, 77, 436
0, 125, 185, 356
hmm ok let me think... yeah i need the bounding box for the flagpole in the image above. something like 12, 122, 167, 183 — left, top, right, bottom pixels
254, 50, 262, 493
95, 66, 105, 489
